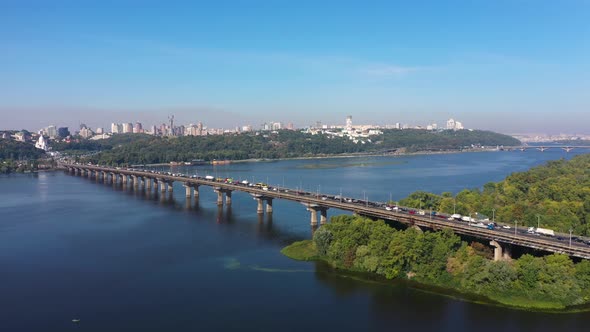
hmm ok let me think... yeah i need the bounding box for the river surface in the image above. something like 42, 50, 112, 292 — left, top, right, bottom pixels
1, 150, 590, 331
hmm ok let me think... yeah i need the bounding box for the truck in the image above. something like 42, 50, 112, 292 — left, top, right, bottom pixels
528, 227, 555, 237
205, 175, 215, 180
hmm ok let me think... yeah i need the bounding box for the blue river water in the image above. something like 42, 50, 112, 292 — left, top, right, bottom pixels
1, 149, 589, 331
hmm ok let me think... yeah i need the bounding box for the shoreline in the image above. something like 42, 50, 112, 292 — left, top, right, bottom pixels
281, 240, 590, 313
138, 147, 502, 167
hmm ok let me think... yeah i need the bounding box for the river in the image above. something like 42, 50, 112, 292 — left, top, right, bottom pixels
1, 149, 589, 331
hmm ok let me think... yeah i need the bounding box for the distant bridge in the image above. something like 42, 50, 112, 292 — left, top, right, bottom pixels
507, 145, 590, 152
62, 164, 590, 261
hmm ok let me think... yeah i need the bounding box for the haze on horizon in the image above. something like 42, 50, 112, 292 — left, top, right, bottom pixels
0, 1, 588, 135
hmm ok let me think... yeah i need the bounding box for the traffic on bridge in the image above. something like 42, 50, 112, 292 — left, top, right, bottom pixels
61, 163, 590, 261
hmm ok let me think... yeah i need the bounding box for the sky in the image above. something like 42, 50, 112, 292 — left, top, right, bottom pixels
0, 0, 589, 134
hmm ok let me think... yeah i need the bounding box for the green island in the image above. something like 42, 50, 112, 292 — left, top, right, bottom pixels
66, 129, 519, 165
282, 154, 590, 311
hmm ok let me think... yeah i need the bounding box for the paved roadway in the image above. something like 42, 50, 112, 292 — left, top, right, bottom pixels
63, 164, 590, 260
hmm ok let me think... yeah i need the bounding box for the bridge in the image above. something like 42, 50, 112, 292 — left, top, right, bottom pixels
61, 163, 590, 261
509, 145, 590, 152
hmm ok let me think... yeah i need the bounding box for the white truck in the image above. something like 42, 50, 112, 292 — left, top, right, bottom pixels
527, 227, 555, 237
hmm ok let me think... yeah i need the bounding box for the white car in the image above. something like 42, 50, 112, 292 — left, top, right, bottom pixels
502, 225, 511, 229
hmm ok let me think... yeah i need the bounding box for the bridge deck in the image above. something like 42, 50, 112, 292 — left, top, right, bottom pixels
63, 164, 590, 260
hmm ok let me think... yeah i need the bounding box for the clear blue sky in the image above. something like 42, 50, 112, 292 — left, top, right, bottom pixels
1, 0, 589, 134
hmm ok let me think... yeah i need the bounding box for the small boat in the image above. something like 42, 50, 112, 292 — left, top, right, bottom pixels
72, 319, 80, 323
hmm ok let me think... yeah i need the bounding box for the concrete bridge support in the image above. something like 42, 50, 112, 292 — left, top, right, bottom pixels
158, 180, 166, 193
265, 198, 272, 213
216, 191, 224, 206
308, 208, 318, 226
167, 182, 174, 193
226, 191, 232, 205
257, 198, 264, 214
146, 178, 152, 190
490, 240, 512, 261
184, 184, 192, 198
193, 185, 199, 200
319, 207, 328, 225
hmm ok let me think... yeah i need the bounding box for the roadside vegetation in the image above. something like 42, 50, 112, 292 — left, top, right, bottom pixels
396, 154, 590, 235
284, 215, 590, 310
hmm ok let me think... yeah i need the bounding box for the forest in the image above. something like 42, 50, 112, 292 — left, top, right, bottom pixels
290, 215, 590, 309
0, 139, 46, 173
72, 129, 519, 165
397, 154, 590, 235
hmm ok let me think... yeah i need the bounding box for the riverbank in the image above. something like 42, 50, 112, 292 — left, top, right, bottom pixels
281, 220, 590, 314
137, 147, 502, 168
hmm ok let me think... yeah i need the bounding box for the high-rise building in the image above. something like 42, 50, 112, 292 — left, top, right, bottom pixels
46, 125, 57, 138
79, 127, 94, 138
150, 125, 157, 135
123, 123, 133, 133
96, 127, 104, 134
111, 123, 120, 134
133, 122, 143, 133
58, 127, 70, 138
346, 116, 353, 131
446, 119, 463, 130
446, 119, 456, 130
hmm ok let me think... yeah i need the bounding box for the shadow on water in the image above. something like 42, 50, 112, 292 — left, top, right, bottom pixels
74, 173, 307, 246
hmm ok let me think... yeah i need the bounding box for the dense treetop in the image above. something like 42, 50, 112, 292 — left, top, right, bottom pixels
310, 215, 590, 309
0, 138, 45, 160
70, 129, 520, 165
398, 154, 590, 235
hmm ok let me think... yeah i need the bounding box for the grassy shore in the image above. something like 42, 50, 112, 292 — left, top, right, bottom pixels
280, 240, 319, 261
281, 240, 585, 312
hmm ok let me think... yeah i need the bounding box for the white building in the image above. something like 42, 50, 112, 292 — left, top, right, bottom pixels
111, 123, 120, 134
346, 115, 353, 131
35, 135, 48, 151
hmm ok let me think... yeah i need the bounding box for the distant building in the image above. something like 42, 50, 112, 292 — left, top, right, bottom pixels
95, 127, 104, 134
58, 127, 70, 138
446, 119, 463, 130
122, 123, 133, 134
35, 135, 48, 151
133, 122, 143, 134
46, 125, 57, 138
79, 127, 94, 139
111, 123, 120, 134
346, 116, 353, 131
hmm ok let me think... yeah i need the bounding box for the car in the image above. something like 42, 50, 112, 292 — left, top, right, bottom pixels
502, 225, 511, 229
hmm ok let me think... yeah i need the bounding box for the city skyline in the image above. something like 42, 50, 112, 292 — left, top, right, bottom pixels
1, 1, 589, 134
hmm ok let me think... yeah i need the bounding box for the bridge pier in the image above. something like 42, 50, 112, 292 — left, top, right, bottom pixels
256, 198, 264, 214
216, 190, 224, 206
159, 180, 166, 193
319, 207, 328, 225
308, 208, 318, 226
226, 191, 232, 205
193, 185, 199, 200
184, 183, 192, 198
265, 198, 272, 213
490, 240, 512, 261
146, 178, 152, 190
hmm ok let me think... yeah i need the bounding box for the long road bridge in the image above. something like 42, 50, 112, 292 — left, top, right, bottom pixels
509, 145, 590, 152
62, 163, 590, 261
